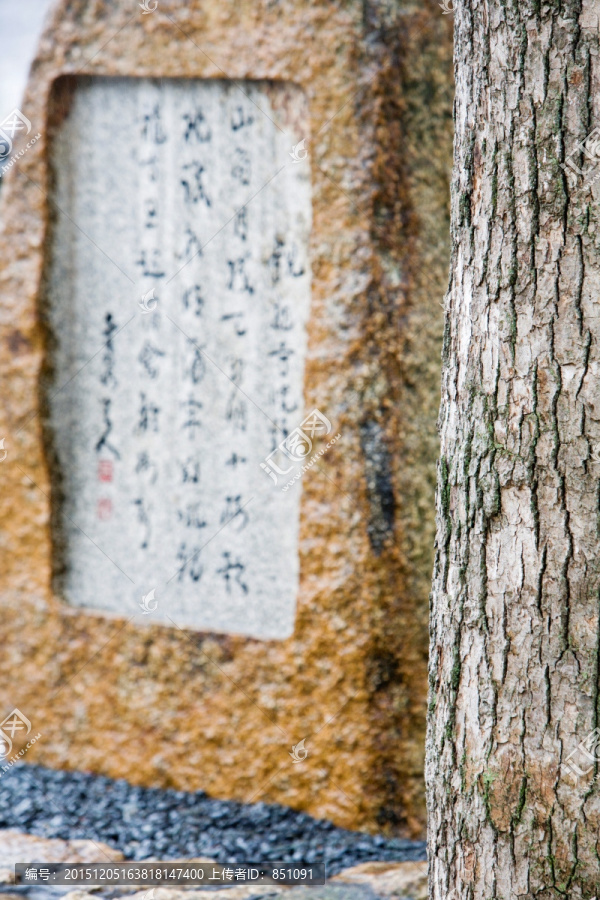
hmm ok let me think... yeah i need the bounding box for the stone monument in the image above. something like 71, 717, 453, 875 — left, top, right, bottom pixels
0, 0, 452, 836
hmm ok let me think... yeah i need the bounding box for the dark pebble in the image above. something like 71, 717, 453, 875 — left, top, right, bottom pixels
0, 763, 426, 875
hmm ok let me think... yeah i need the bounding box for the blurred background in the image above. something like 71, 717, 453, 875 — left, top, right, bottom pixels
0, 0, 54, 121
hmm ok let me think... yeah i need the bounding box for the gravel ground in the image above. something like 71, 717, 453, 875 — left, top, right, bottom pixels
0, 764, 426, 874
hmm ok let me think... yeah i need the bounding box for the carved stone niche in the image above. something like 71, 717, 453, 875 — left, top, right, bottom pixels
45, 75, 311, 640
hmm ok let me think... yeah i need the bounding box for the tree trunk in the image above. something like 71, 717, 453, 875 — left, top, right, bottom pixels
427, 2, 600, 897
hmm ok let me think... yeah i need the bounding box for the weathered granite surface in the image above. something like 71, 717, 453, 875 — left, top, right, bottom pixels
0, 830, 123, 882
0, 0, 452, 835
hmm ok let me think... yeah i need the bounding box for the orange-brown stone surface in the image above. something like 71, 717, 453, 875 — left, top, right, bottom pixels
0, 0, 452, 836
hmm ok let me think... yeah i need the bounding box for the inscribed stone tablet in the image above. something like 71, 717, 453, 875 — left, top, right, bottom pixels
46, 77, 311, 638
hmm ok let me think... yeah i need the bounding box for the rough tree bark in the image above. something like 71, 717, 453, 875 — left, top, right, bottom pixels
427, 1, 600, 897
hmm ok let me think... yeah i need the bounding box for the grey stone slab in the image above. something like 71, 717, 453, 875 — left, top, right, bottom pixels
45, 77, 312, 638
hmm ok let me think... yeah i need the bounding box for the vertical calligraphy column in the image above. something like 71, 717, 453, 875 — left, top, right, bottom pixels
127, 82, 171, 580
168, 82, 215, 602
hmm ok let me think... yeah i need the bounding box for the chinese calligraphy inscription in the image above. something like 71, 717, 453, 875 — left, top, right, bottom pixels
46, 78, 311, 638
